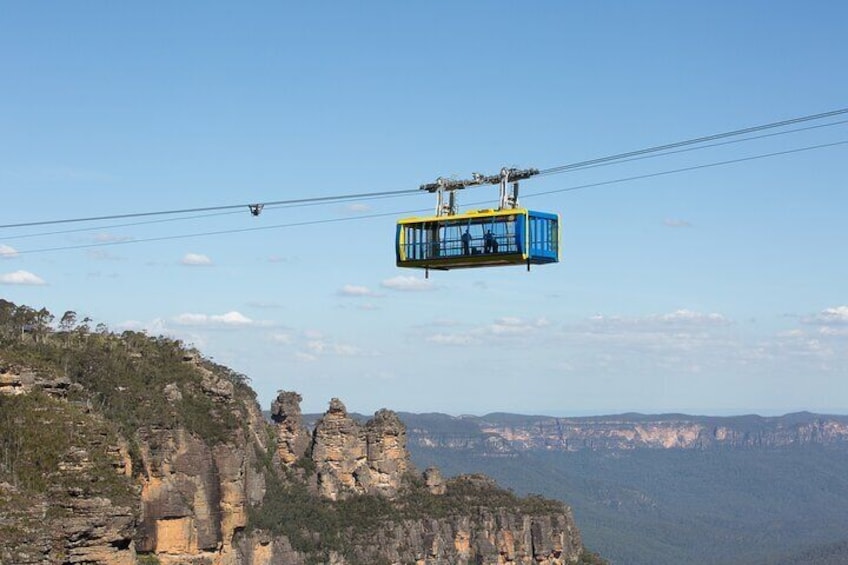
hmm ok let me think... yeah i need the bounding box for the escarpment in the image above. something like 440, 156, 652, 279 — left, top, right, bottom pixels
0, 300, 589, 564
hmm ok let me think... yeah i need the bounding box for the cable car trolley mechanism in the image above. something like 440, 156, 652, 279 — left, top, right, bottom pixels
396, 167, 560, 276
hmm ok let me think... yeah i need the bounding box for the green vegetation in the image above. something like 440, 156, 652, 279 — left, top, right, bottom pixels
248, 454, 569, 563
0, 390, 134, 502
0, 300, 255, 456
0, 390, 137, 553
577, 549, 610, 565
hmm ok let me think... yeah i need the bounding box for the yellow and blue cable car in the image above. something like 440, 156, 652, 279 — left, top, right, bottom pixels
395, 167, 560, 273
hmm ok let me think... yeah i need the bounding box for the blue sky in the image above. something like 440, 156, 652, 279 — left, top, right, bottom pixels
1, 2, 846, 416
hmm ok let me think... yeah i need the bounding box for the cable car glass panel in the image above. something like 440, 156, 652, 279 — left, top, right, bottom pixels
396, 208, 559, 271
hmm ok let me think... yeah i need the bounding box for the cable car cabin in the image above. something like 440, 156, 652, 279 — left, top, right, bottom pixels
396, 208, 559, 272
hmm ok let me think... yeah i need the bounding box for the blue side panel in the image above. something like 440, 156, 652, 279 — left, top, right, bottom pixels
527, 210, 560, 263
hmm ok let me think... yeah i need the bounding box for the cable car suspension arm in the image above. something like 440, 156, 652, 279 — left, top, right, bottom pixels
419, 167, 539, 216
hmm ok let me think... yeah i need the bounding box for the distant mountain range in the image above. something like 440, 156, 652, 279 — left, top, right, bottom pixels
400, 410, 848, 452
300, 410, 848, 565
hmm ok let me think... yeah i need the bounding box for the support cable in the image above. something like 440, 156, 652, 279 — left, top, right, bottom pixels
11, 139, 846, 256
1, 107, 845, 232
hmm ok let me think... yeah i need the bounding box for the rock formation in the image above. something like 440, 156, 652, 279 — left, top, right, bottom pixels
270, 390, 310, 465
310, 398, 410, 500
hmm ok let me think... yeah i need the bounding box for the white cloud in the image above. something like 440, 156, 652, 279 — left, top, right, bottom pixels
812, 306, 848, 325
490, 317, 535, 335
338, 284, 380, 297
0, 270, 46, 285
270, 332, 292, 344
381, 275, 434, 291
777, 329, 805, 338
173, 311, 253, 326
483, 316, 551, 339
426, 333, 478, 346
180, 253, 213, 266
659, 309, 728, 325
333, 343, 362, 356
663, 218, 692, 228
306, 340, 327, 354
588, 310, 729, 329
424, 317, 551, 347
216, 311, 253, 324
295, 338, 365, 359
0, 244, 19, 259
115, 318, 169, 336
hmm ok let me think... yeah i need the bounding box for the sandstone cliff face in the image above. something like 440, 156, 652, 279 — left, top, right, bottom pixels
133, 358, 268, 565
0, 360, 73, 397
0, 488, 137, 565
1, 350, 269, 565
370, 510, 580, 565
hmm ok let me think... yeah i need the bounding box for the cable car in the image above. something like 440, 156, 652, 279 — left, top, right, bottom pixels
395, 167, 560, 274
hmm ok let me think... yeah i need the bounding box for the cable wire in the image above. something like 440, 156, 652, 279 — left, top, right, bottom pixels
12, 139, 846, 256
529, 140, 848, 199
2, 107, 846, 232
537, 107, 848, 177
542, 118, 848, 176
0, 188, 418, 230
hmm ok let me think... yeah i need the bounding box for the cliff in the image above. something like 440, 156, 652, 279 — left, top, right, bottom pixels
401, 411, 848, 453
0, 300, 590, 565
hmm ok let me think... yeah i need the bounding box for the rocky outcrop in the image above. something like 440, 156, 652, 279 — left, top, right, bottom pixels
311, 398, 411, 500
363, 408, 410, 497
271, 390, 310, 465
0, 360, 72, 397
424, 466, 447, 495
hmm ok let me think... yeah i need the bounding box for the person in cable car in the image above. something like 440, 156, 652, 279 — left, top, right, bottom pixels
484, 230, 498, 253
461, 229, 472, 255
